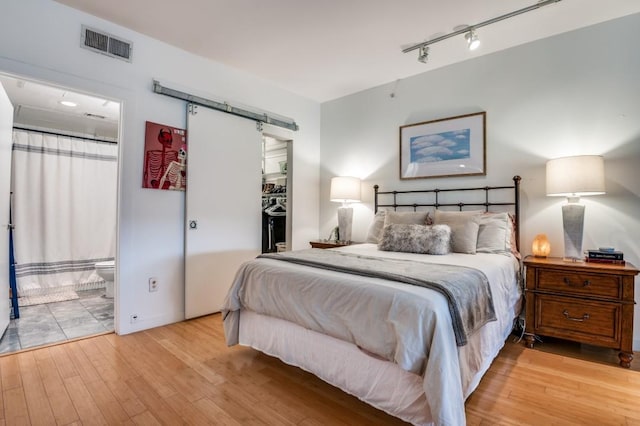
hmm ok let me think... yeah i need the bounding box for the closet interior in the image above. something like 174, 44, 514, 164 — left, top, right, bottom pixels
262, 136, 289, 253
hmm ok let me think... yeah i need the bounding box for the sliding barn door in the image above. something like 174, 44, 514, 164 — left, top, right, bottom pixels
185, 105, 262, 318
0, 83, 13, 334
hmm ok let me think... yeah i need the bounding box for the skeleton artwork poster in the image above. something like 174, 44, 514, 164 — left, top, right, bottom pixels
142, 121, 187, 191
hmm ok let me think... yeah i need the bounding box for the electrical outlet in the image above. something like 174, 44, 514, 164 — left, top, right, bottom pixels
149, 277, 159, 292
130, 314, 138, 323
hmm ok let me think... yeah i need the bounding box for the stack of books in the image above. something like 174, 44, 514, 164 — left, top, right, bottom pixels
585, 248, 625, 265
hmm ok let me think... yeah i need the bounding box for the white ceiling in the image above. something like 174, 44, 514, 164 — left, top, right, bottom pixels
54, 0, 640, 102
0, 73, 120, 139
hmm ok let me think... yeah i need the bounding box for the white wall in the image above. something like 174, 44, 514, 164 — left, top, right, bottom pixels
321, 14, 640, 349
0, 0, 321, 334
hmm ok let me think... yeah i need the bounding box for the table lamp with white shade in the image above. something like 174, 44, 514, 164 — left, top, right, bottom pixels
330, 176, 361, 242
546, 155, 605, 261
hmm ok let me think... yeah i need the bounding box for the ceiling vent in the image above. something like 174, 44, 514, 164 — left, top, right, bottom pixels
81, 25, 133, 62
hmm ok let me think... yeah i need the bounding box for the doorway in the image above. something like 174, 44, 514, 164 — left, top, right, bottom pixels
262, 135, 292, 253
0, 72, 119, 354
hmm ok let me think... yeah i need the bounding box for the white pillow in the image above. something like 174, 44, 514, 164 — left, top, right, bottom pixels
365, 211, 387, 243
477, 212, 511, 254
433, 210, 481, 254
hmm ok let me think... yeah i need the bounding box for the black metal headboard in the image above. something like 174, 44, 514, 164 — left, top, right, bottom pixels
374, 175, 522, 250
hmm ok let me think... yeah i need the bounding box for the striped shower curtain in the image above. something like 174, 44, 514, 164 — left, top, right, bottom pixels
11, 129, 117, 297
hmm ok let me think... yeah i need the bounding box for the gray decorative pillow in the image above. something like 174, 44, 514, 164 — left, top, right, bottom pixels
378, 224, 451, 255
433, 210, 481, 254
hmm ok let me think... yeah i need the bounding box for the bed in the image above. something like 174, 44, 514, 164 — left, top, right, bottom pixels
222, 176, 523, 426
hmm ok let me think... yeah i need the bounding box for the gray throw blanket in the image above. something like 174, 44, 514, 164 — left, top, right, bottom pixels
259, 249, 496, 346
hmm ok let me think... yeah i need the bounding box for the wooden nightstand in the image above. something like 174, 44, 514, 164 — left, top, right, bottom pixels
309, 240, 353, 249
523, 256, 639, 368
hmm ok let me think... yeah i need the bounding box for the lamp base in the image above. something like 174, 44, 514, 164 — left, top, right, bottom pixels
337, 206, 353, 243
562, 203, 585, 262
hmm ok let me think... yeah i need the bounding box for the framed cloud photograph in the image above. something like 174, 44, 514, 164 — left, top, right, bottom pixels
399, 112, 486, 179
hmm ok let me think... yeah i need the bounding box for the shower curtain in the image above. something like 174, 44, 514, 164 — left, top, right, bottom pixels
11, 129, 117, 298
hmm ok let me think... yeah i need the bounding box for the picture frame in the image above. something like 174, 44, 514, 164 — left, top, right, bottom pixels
142, 121, 188, 191
399, 111, 486, 179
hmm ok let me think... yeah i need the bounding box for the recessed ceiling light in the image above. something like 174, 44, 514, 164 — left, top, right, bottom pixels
59, 100, 77, 107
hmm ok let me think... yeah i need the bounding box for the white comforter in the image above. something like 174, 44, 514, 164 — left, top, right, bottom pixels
223, 244, 521, 425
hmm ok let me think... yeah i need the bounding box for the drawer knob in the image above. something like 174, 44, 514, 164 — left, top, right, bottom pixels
562, 309, 590, 322
563, 277, 591, 288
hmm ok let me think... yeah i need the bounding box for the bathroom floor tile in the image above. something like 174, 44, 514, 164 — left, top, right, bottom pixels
0, 328, 21, 354
100, 319, 115, 331
19, 328, 68, 349
0, 287, 114, 353
62, 321, 111, 340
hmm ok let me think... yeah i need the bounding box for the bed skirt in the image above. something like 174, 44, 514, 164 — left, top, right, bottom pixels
239, 309, 432, 424
237, 299, 519, 426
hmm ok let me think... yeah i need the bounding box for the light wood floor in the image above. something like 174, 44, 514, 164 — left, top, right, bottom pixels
1, 314, 638, 425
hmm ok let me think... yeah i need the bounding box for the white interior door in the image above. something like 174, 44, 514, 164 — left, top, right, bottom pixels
185, 105, 262, 318
0, 82, 14, 334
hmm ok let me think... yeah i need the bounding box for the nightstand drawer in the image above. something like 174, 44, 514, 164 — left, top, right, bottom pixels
537, 269, 621, 299
534, 294, 620, 347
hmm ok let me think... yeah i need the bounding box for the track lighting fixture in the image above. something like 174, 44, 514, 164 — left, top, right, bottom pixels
404, 0, 561, 63
465, 30, 480, 51
418, 45, 429, 63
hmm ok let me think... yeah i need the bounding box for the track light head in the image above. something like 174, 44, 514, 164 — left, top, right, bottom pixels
465, 30, 480, 50
403, 1, 561, 60
418, 45, 429, 63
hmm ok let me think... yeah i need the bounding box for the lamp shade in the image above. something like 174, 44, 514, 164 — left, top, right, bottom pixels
546, 155, 605, 197
330, 176, 361, 203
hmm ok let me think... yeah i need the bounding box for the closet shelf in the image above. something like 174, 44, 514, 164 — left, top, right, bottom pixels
263, 172, 286, 179
264, 152, 287, 160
